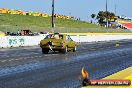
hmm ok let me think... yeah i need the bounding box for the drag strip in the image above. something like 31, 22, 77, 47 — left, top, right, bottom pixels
0, 40, 132, 88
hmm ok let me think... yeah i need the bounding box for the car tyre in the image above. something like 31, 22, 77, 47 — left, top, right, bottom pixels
61, 46, 68, 54
73, 46, 77, 52
42, 49, 49, 54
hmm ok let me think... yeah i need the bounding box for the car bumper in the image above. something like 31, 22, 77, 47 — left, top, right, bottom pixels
40, 45, 65, 50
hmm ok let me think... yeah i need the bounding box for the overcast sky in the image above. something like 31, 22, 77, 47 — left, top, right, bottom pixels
0, 0, 131, 21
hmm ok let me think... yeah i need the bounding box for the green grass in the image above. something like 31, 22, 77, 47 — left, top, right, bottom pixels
54, 28, 132, 33
0, 13, 132, 33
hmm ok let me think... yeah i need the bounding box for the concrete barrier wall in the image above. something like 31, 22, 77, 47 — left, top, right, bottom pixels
0, 36, 46, 48
70, 35, 132, 43
0, 34, 132, 48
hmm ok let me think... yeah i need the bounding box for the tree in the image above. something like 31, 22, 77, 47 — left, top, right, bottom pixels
91, 14, 96, 23
96, 11, 106, 24
91, 14, 96, 19
96, 11, 115, 24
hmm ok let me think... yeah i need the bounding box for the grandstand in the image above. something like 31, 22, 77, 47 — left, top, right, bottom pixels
107, 16, 132, 30
112, 16, 132, 30
116, 21, 132, 30
123, 23, 132, 29
0, 8, 73, 20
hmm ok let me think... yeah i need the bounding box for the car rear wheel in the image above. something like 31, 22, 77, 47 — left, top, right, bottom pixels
61, 46, 68, 54
73, 46, 77, 52
42, 49, 49, 54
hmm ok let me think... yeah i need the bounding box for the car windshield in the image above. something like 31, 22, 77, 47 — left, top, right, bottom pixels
45, 34, 63, 39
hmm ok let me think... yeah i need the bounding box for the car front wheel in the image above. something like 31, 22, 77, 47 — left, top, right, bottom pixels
73, 46, 77, 52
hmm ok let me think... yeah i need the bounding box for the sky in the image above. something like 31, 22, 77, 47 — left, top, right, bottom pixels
0, 0, 131, 22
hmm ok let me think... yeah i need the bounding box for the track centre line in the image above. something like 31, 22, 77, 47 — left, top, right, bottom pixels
0, 54, 59, 63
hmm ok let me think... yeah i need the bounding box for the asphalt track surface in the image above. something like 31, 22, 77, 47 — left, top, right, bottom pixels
0, 40, 132, 88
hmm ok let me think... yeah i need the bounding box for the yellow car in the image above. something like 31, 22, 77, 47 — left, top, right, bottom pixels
40, 33, 77, 54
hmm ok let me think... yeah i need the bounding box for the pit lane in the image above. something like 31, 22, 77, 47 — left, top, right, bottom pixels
0, 40, 132, 88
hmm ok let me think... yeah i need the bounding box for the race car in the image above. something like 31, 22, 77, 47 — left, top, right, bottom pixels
40, 33, 77, 54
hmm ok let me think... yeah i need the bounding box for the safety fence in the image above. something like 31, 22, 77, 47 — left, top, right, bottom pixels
0, 33, 132, 48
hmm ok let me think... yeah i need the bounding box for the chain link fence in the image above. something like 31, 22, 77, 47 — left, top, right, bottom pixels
0, 25, 132, 33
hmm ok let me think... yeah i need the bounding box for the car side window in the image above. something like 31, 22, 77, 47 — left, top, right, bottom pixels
66, 36, 68, 40
69, 36, 73, 41
59, 35, 63, 39
66, 35, 73, 41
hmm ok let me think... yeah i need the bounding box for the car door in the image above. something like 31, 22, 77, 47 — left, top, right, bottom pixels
66, 35, 75, 48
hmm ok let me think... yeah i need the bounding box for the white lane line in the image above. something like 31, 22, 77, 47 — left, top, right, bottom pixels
14, 59, 19, 61
8, 59, 15, 61
51, 54, 58, 56
0, 53, 58, 63
44, 55, 49, 56
5, 56, 10, 57
1, 60, 7, 62
30, 57, 34, 59
23, 58, 28, 60
15, 58, 23, 60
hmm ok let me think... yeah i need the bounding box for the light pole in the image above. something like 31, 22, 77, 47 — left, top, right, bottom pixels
52, 0, 54, 33
115, 4, 117, 16
106, 0, 108, 28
